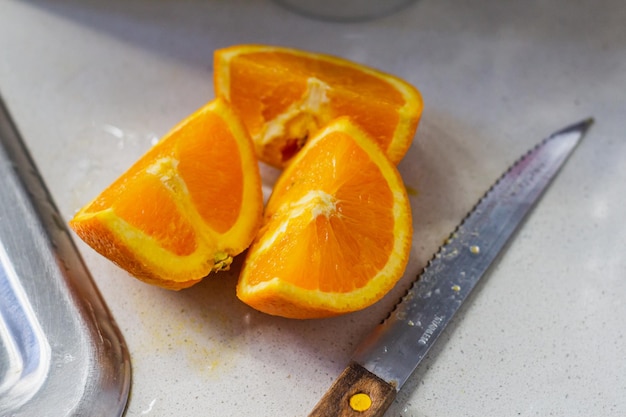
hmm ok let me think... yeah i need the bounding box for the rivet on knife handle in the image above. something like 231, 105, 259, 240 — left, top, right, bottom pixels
308, 362, 396, 417
307, 118, 593, 416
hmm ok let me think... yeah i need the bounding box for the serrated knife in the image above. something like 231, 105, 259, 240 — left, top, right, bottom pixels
308, 118, 594, 417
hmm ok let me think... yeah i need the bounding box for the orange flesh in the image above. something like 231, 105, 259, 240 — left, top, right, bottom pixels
176, 111, 243, 234
111, 174, 197, 256
238, 52, 404, 103
83, 110, 245, 237
249, 131, 394, 292
82, 142, 172, 213
226, 52, 405, 156
330, 89, 400, 149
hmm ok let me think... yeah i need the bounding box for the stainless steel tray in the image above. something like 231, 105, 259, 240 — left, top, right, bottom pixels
0, 96, 131, 416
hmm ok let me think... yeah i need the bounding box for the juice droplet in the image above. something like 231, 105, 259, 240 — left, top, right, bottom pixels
451, 285, 461, 292
470, 245, 480, 254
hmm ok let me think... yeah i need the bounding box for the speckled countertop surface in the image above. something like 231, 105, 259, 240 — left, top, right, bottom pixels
1, 0, 625, 416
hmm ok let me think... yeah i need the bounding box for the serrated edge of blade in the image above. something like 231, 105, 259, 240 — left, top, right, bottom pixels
378, 117, 593, 325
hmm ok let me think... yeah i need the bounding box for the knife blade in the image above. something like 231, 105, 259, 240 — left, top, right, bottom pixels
308, 118, 594, 417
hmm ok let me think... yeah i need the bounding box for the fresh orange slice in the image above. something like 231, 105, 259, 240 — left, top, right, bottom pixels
70, 98, 263, 290
214, 44, 423, 168
237, 117, 413, 319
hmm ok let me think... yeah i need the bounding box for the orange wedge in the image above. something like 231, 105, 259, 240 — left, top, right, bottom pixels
237, 117, 413, 319
214, 44, 423, 168
70, 98, 263, 290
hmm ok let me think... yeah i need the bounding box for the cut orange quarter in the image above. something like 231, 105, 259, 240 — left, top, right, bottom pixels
70, 98, 263, 290
214, 44, 423, 168
237, 117, 413, 319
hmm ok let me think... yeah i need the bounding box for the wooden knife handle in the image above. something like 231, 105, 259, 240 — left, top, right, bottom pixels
308, 362, 397, 417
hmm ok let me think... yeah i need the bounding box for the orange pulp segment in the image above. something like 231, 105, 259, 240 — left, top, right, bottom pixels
237, 117, 413, 318
70, 98, 263, 290
214, 44, 423, 168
